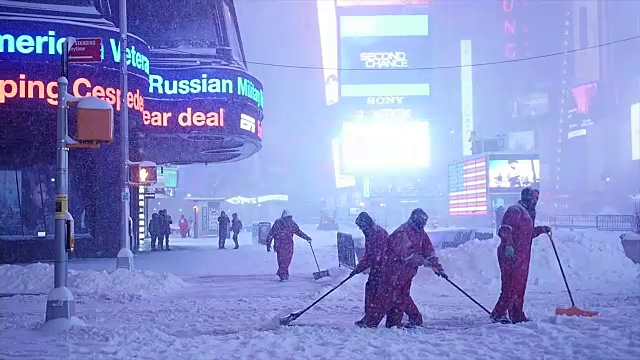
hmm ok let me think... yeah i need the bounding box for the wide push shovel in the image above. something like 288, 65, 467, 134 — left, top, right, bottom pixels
548, 232, 598, 318
309, 242, 330, 280
279, 273, 354, 326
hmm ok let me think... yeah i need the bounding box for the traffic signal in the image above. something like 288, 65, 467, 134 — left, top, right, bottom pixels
130, 163, 158, 185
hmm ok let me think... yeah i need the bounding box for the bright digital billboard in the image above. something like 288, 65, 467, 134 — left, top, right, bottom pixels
488, 159, 540, 190
0, 19, 264, 151
142, 67, 263, 142
317, 0, 339, 106
448, 157, 488, 216
0, 21, 149, 116
338, 14, 431, 108
337, 0, 431, 6
0, 18, 264, 166
341, 120, 430, 173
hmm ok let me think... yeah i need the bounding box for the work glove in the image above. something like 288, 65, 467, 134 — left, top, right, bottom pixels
306, 238, 312, 243
537, 225, 552, 234
432, 267, 448, 279
349, 268, 360, 277
504, 245, 515, 260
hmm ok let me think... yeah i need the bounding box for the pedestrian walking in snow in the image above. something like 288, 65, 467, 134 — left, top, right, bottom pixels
266, 210, 311, 281
217, 211, 230, 249
158, 209, 173, 250
179, 214, 189, 238
149, 213, 161, 251
491, 188, 550, 324
230, 213, 243, 249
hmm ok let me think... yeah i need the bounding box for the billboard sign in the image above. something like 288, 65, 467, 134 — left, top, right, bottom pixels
448, 157, 488, 216
142, 67, 263, 141
337, 0, 430, 6
488, 159, 540, 191
341, 120, 430, 173
338, 15, 430, 108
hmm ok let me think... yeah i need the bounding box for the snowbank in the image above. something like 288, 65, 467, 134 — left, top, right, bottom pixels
436, 229, 639, 292
0, 263, 188, 301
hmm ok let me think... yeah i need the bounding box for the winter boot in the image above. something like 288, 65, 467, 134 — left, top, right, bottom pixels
404, 321, 424, 329
490, 315, 512, 324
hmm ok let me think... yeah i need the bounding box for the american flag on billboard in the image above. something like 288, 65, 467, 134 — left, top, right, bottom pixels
449, 157, 488, 216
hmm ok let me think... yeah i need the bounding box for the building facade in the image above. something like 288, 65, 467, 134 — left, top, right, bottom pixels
0, 0, 263, 263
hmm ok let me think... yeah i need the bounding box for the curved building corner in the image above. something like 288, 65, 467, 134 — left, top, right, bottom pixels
0, 0, 264, 263
129, 0, 264, 165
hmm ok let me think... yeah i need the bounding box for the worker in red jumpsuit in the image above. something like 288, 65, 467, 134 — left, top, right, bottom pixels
491, 188, 550, 324
350, 212, 389, 327
266, 210, 312, 281
365, 208, 447, 328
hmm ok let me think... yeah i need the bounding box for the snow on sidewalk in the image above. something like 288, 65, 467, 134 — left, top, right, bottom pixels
0, 226, 639, 360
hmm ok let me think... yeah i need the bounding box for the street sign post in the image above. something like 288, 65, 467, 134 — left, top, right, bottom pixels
68, 38, 102, 63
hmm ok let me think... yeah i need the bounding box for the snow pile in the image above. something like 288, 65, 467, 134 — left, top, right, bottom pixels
70, 269, 188, 302
0, 263, 188, 301
0, 263, 53, 294
435, 229, 639, 292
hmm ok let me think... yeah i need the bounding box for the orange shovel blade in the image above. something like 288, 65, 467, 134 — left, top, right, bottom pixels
555, 306, 598, 317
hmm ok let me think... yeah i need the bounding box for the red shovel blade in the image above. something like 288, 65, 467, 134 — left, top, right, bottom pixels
555, 306, 598, 317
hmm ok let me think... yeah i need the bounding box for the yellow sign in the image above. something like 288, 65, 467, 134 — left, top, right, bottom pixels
55, 195, 68, 219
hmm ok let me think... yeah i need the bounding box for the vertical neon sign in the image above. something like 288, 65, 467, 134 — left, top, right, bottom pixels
502, 0, 529, 59
460, 40, 474, 156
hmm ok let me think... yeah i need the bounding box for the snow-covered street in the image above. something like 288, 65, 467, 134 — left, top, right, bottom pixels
1, 226, 639, 360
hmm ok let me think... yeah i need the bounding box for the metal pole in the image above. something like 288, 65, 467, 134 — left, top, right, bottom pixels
45, 75, 76, 322
54, 78, 69, 290
116, 0, 134, 269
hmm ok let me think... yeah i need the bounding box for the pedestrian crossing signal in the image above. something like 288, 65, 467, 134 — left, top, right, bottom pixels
130, 164, 158, 185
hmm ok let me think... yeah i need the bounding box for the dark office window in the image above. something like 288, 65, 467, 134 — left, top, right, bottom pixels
129, 0, 222, 49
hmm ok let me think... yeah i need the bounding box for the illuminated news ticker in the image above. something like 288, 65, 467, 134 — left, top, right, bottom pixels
449, 158, 488, 216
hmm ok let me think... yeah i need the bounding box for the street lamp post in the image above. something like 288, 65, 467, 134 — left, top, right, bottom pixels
116, 0, 134, 269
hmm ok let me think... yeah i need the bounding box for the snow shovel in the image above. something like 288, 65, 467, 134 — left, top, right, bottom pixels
547, 232, 598, 317
445, 278, 491, 315
309, 242, 330, 280
279, 273, 355, 326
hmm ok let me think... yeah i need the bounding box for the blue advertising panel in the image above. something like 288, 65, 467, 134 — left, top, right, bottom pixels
338, 14, 431, 109
142, 67, 263, 142
0, 19, 264, 146
0, 19, 150, 79
0, 19, 149, 117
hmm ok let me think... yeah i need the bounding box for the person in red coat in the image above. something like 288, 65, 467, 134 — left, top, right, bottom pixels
178, 215, 189, 238
350, 212, 389, 327
266, 210, 312, 281
364, 208, 447, 328
491, 188, 551, 324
